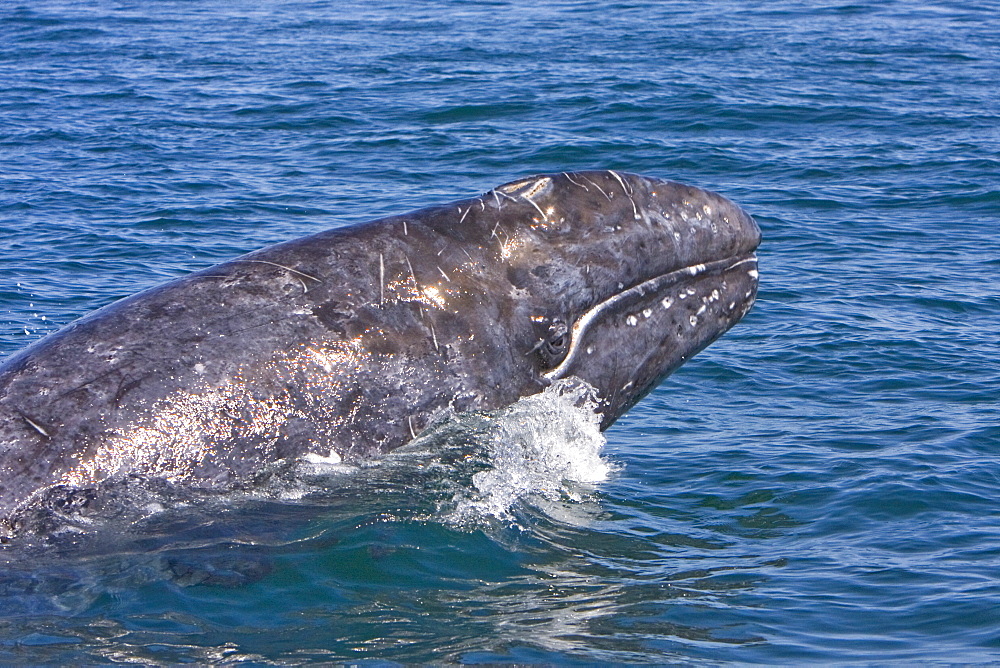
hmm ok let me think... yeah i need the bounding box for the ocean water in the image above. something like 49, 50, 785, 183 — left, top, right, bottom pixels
1, 0, 998, 663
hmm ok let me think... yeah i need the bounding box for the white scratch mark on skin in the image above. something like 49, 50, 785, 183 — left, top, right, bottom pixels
403, 220, 408, 235
408, 416, 416, 439
459, 206, 470, 225
497, 190, 520, 205
625, 195, 639, 218
491, 220, 502, 239
608, 170, 633, 195
563, 172, 589, 190
430, 323, 439, 351
609, 171, 639, 218
525, 338, 547, 356
523, 195, 547, 220
492, 190, 501, 207
379, 253, 385, 305
405, 254, 417, 283
438, 266, 451, 282
583, 177, 611, 200
461, 246, 474, 262
237, 260, 320, 292
22, 415, 49, 438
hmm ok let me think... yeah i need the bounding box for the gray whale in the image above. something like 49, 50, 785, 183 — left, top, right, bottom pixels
0, 171, 759, 532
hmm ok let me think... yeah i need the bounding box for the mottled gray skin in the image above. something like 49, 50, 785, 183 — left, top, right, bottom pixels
0, 171, 759, 531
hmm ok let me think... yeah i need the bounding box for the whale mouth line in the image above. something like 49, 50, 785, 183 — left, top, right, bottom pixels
542, 252, 758, 381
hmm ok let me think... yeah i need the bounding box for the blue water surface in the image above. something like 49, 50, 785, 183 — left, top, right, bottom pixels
1, 0, 999, 663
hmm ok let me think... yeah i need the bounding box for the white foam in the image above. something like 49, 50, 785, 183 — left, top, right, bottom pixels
296, 448, 356, 479
444, 378, 613, 526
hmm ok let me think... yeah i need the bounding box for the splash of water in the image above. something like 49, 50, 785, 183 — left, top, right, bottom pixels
440, 378, 613, 526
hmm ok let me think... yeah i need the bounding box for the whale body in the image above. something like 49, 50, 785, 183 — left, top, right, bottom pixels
0, 171, 760, 532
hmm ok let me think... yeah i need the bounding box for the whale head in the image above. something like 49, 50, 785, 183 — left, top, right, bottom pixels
420, 170, 760, 429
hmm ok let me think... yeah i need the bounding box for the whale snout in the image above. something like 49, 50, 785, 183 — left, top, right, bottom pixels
519, 171, 761, 428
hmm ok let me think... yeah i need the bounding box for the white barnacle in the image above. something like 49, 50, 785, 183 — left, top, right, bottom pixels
661, 297, 673, 309
626, 314, 638, 326
642, 308, 652, 318
748, 269, 759, 279
689, 315, 698, 326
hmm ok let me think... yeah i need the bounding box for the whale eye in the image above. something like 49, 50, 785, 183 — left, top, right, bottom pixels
538, 320, 570, 368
